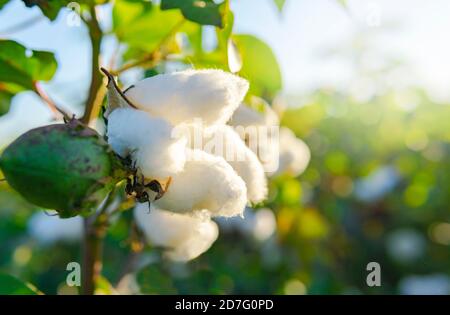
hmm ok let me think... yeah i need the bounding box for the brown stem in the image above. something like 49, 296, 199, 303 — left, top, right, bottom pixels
80, 6, 107, 295
81, 189, 116, 295
32, 82, 71, 120
80, 6, 105, 125
81, 216, 104, 295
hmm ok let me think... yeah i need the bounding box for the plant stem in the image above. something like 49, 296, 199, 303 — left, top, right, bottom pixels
81, 6, 105, 125
81, 216, 105, 295
80, 6, 106, 295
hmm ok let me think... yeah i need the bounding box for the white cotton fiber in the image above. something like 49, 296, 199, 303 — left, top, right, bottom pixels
134, 204, 218, 262
229, 103, 280, 173
154, 149, 247, 217
203, 125, 268, 204
28, 211, 83, 245
272, 127, 310, 177
229, 102, 279, 129
124, 69, 249, 126
107, 108, 186, 179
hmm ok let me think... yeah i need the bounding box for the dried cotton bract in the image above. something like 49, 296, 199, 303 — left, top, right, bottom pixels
134, 204, 218, 262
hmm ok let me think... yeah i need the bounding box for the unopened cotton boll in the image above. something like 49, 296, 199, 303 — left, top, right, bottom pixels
272, 127, 310, 177
203, 125, 268, 204
107, 108, 186, 179
124, 69, 249, 126
134, 204, 218, 262
154, 149, 247, 217
28, 211, 83, 245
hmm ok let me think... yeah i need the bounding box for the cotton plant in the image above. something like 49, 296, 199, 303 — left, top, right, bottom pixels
105, 68, 270, 261
16, 68, 310, 264
103, 68, 310, 261
0, 0, 302, 295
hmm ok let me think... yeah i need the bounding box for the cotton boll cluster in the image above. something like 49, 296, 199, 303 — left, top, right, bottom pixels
134, 203, 218, 262
28, 211, 83, 245
106, 68, 309, 261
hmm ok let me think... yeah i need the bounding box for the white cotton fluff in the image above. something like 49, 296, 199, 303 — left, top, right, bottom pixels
218, 207, 276, 242
107, 107, 186, 179
272, 127, 310, 177
229, 104, 280, 173
154, 149, 247, 217
229, 102, 279, 129
134, 204, 218, 262
124, 69, 249, 126
202, 125, 268, 204
28, 212, 83, 245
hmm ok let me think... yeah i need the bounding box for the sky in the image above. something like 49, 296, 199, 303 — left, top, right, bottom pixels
1, 0, 450, 144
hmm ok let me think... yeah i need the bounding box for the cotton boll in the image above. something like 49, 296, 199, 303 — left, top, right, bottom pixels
134, 204, 218, 262
124, 69, 249, 126
399, 274, 450, 295
154, 149, 247, 217
107, 108, 186, 179
203, 125, 268, 204
229, 102, 279, 129
253, 208, 277, 241
28, 211, 83, 245
218, 207, 276, 242
229, 103, 280, 173
271, 127, 310, 177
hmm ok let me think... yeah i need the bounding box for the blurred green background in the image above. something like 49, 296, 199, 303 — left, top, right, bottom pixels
0, 0, 449, 294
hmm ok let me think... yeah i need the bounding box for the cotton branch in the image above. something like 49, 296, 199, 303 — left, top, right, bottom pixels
80, 6, 106, 125
80, 6, 107, 295
32, 82, 71, 120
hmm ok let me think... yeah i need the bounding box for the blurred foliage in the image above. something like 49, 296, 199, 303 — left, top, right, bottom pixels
1, 84, 448, 294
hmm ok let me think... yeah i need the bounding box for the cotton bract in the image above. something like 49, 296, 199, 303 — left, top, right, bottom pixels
134, 204, 218, 261
124, 69, 249, 126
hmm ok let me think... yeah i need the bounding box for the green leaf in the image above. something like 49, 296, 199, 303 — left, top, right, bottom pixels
161, 0, 227, 28
0, 273, 40, 294
0, 40, 57, 91
113, 0, 197, 63
0, 90, 13, 116
136, 264, 177, 294
22, 0, 73, 21
0, 0, 10, 10
273, 0, 286, 12
233, 34, 282, 99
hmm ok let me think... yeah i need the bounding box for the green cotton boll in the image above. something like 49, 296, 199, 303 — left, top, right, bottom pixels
0, 120, 127, 218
